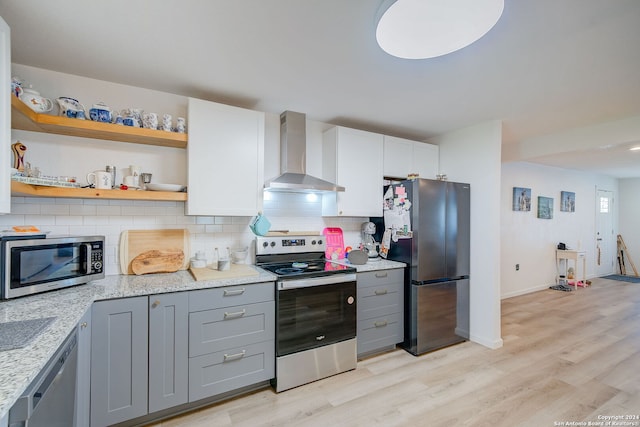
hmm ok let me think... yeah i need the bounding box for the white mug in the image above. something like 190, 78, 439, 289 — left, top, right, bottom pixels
162, 114, 172, 131
123, 175, 138, 187
142, 112, 158, 130
129, 165, 141, 178
87, 171, 113, 189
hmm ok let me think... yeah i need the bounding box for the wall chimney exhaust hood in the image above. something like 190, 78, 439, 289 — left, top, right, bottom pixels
264, 111, 345, 193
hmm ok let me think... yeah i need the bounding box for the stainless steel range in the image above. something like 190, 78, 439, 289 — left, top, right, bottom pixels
255, 235, 357, 392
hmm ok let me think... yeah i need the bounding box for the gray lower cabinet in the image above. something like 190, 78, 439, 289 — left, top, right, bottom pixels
91, 296, 149, 427
75, 307, 91, 427
148, 292, 189, 413
357, 269, 404, 357
89, 283, 275, 425
188, 282, 275, 402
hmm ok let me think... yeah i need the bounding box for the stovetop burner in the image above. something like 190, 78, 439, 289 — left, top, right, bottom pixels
260, 260, 355, 278
275, 267, 304, 275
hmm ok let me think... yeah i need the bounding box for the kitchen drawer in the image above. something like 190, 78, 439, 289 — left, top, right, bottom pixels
358, 269, 403, 288
189, 301, 274, 357
357, 312, 403, 357
189, 281, 274, 312
188, 340, 275, 402
358, 282, 403, 321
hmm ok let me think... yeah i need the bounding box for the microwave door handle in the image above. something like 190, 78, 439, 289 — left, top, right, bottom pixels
83, 243, 92, 274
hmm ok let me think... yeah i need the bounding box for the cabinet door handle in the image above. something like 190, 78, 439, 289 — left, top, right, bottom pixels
316, 335, 325, 341
223, 288, 245, 296
224, 309, 246, 319
374, 289, 388, 296
151, 300, 160, 308
223, 350, 246, 362
80, 322, 88, 329
375, 272, 388, 278
374, 321, 388, 328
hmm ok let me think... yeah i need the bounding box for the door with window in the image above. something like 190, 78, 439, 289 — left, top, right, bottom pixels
596, 189, 615, 276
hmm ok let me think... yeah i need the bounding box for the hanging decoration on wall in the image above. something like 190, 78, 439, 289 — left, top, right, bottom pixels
537, 196, 554, 219
512, 187, 531, 211
560, 191, 576, 212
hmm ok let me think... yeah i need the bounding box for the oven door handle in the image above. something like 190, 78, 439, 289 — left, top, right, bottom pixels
278, 273, 357, 289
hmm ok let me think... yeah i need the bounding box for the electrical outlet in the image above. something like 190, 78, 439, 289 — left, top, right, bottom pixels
515, 264, 520, 271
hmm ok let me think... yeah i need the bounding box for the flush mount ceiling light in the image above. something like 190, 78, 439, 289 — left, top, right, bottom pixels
375, 0, 504, 59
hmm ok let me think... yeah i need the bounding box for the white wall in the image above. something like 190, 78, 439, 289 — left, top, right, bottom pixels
0, 195, 364, 276
430, 120, 503, 350
618, 178, 640, 273
501, 162, 618, 298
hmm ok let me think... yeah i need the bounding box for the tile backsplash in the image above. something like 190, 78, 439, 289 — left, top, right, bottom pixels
2, 193, 367, 276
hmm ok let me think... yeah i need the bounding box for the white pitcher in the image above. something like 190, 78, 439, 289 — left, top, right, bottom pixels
19, 89, 53, 113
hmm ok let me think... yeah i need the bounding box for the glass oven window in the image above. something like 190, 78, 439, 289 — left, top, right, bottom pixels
276, 281, 356, 356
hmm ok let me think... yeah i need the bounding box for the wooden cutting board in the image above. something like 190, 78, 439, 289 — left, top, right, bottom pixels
120, 229, 190, 275
189, 264, 260, 281
131, 249, 185, 275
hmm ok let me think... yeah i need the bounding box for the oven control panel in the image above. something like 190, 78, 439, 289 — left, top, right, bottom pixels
255, 235, 325, 255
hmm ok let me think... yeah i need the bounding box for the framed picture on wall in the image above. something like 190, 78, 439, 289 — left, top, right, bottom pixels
537, 196, 553, 219
512, 187, 531, 211
560, 191, 575, 212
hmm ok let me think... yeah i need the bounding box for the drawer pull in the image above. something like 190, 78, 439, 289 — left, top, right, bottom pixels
374, 272, 388, 278
224, 309, 246, 319
223, 288, 246, 296
316, 335, 325, 341
374, 289, 388, 296
374, 321, 388, 328
223, 350, 246, 362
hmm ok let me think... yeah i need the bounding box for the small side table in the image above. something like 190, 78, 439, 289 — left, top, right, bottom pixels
556, 250, 586, 291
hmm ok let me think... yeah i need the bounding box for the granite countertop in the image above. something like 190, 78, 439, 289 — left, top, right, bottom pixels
0, 266, 276, 421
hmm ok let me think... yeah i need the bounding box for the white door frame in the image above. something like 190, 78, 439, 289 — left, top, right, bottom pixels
595, 188, 615, 276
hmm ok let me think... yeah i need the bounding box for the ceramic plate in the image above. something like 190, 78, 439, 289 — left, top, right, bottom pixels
145, 183, 184, 192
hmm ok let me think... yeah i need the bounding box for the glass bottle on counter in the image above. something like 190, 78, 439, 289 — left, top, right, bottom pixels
211, 247, 219, 270
218, 247, 230, 271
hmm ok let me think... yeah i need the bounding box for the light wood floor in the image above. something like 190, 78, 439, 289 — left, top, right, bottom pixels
149, 277, 640, 427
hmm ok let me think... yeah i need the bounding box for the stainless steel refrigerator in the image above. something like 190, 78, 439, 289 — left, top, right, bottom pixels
373, 178, 470, 355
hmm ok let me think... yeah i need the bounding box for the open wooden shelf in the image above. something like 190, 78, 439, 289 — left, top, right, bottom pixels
11, 96, 188, 148
11, 181, 187, 202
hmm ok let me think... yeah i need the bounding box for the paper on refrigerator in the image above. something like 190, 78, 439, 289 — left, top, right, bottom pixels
383, 184, 411, 232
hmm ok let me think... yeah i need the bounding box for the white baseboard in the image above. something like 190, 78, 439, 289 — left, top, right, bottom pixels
470, 334, 503, 349
501, 284, 550, 299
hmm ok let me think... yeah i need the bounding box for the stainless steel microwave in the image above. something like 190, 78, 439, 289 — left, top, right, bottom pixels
1, 235, 105, 300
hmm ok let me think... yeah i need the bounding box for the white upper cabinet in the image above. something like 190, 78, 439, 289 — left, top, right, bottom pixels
186, 98, 264, 216
1, 17, 11, 214
383, 135, 438, 180
383, 136, 413, 179
322, 126, 383, 217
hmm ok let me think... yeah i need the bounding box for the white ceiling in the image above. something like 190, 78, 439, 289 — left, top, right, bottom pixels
2, 0, 640, 177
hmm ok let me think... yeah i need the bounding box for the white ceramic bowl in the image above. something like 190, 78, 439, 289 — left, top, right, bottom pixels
230, 248, 248, 264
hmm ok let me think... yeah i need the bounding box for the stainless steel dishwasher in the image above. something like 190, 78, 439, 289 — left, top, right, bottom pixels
9, 327, 78, 427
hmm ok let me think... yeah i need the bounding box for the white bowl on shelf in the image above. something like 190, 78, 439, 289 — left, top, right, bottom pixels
145, 183, 184, 192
